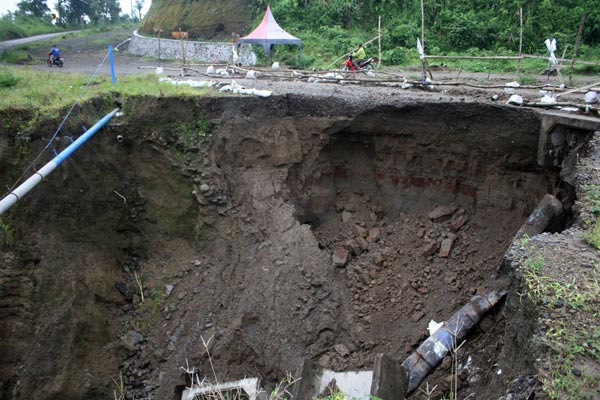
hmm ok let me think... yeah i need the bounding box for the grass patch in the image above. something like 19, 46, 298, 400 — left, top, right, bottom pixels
583, 185, 600, 250
517, 234, 600, 399
180, 116, 210, 147
0, 66, 207, 117
1, 48, 36, 64
0, 68, 20, 87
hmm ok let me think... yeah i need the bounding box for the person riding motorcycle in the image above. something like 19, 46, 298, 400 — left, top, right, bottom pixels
352, 43, 366, 69
48, 44, 60, 63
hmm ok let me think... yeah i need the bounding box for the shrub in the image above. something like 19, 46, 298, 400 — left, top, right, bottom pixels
0, 68, 20, 88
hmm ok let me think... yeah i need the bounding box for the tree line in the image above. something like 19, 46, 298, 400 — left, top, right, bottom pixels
254, 0, 599, 55
11, 0, 145, 26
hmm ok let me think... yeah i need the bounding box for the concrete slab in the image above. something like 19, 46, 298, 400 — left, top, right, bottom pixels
371, 354, 408, 400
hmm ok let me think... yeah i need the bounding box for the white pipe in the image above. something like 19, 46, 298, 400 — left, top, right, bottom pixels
0, 162, 58, 214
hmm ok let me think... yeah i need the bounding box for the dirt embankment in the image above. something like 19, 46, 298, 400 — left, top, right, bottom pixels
0, 92, 596, 400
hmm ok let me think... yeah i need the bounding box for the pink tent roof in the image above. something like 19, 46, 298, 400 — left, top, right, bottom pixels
238, 5, 301, 50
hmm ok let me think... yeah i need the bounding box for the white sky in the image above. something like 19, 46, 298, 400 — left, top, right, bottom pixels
0, 0, 152, 18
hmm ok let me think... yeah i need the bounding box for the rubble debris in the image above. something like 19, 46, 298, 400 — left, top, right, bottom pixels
367, 227, 381, 242
421, 241, 438, 256
450, 213, 469, 231
181, 378, 261, 400
342, 210, 353, 223
333, 247, 350, 266
370, 354, 408, 400
428, 205, 454, 221
439, 238, 454, 258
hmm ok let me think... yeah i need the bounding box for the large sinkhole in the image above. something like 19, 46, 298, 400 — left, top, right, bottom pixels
0, 98, 588, 400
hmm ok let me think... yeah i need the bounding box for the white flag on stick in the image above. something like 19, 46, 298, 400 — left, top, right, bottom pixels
417, 38, 425, 60
545, 38, 557, 65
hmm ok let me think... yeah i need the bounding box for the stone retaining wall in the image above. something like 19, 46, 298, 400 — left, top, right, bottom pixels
128, 30, 256, 66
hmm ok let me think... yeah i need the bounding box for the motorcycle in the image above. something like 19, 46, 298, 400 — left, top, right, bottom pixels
340, 54, 375, 73
47, 55, 64, 68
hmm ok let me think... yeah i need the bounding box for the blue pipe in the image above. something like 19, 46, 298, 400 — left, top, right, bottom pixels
0, 108, 119, 215
54, 108, 119, 165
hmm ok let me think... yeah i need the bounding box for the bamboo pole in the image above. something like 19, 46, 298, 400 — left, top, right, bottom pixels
569, 13, 586, 84
517, 7, 523, 74
425, 54, 600, 65
179, 27, 186, 65
556, 81, 600, 98
378, 16, 382, 67
555, 45, 568, 84
420, 0, 425, 47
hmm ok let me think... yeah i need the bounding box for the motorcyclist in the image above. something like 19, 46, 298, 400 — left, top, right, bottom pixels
48, 44, 60, 63
352, 43, 366, 69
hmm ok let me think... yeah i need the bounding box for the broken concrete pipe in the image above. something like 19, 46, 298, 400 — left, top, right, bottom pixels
514, 193, 563, 241
401, 290, 507, 393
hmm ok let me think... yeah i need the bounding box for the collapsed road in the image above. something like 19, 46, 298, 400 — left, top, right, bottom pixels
0, 85, 599, 400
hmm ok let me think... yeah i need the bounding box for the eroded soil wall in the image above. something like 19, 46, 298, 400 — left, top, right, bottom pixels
0, 96, 562, 400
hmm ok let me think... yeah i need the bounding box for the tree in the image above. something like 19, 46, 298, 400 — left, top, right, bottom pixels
88, 0, 121, 23
16, 0, 50, 18
59, 0, 121, 25
134, 0, 144, 20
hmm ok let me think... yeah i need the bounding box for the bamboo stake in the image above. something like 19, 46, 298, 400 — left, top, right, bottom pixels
517, 7, 523, 75
179, 27, 186, 65
555, 45, 568, 84
421, 0, 425, 47
556, 81, 600, 98
378, 16, 382, 67
569, 13, 586, 84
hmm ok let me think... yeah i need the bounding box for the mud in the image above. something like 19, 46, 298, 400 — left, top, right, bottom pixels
0, 93, 584, 400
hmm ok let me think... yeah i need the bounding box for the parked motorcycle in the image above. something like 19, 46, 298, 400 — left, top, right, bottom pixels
47, 55, 64, 68
340, 54, 375, 73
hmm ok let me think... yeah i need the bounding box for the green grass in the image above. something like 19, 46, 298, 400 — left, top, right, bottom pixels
1, 48, 37, 64
517, 234, 600, 399
583, 185, 600, 250
0, 66, 206, 115
180, 116, 210, 147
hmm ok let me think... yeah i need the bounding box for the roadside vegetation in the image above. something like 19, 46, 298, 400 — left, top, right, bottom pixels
0, 0, 144, 41
0, 65, 205, 116
250, 0, 600, 70
583, 185, 600, 250
517, 234, 600, 399
0, 13, 63, 40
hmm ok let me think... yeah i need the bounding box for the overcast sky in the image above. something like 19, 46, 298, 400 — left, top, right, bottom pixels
0, 0, 152, 18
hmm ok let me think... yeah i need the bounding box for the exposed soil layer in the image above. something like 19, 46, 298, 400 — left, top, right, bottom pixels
0, 94, 583, 400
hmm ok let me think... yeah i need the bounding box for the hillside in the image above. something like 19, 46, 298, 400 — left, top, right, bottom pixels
139, 0, 253, 40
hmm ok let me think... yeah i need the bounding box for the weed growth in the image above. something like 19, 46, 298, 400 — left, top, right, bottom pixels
0, 67, 20, 88
180, 116, 210, 147
0, 218, 14, 246
518, 234, 600, 399
582, 185, 600, 250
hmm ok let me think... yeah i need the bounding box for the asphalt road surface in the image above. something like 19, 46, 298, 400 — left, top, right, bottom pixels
0, 31, 79, 55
